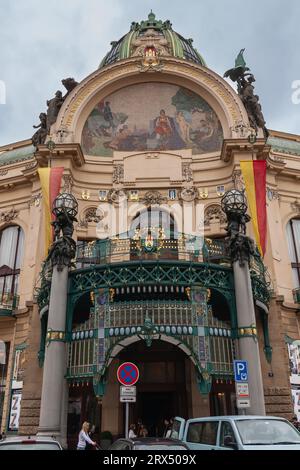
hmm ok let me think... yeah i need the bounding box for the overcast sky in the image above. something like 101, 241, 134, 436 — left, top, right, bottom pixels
0, 0, 299, 146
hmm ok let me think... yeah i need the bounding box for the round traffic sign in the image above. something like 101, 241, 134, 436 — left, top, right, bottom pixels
117, 362, 139, 386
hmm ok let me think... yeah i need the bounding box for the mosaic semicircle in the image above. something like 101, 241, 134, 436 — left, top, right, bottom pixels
81, 83, 223, 156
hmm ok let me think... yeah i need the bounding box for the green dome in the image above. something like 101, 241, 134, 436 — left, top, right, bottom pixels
99, 11, 206, 68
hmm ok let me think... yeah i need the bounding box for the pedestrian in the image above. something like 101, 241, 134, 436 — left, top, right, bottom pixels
140, 425, 148, 437
77, 422, 97, 450
291, 415, 300, 431
128, 424, 137, 439
163, 418, 170, 438
136, 419, 143, 437
165, 418, 174, 438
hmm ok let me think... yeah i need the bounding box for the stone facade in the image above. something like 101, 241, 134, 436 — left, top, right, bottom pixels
0, 13, 299, 440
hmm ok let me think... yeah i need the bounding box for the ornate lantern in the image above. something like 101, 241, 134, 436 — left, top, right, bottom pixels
52, 192, 78, 219
221, 189, 247, 218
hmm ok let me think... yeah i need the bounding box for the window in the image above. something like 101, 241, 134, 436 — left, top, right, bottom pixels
186, 421, 218, 445
0, 342, 10, 423
286, 219, 300, 287
220, 421, 237, 448
0, 226, 24, 305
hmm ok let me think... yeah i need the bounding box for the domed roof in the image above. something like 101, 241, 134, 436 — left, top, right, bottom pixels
99, 11, 206, 68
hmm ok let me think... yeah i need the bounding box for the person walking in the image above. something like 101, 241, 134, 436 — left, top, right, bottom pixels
128, 424, 137, 439
77, 422, 97, 450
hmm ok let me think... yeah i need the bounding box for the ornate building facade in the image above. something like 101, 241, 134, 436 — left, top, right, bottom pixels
0, 12, 299, 446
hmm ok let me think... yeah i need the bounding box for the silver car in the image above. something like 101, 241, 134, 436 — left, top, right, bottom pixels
172, 416, 300, 450
0, 435, 63, 450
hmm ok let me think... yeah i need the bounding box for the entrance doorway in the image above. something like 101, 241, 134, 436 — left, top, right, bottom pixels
118, 340, 188, 437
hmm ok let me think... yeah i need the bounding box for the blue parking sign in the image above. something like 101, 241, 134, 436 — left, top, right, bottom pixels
234, 360, 248, 382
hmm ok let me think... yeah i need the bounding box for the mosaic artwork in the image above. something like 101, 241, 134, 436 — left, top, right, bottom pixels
82, 83, 223, 156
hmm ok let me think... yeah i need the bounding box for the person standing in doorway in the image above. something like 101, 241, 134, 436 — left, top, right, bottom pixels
77, 422, 97, 450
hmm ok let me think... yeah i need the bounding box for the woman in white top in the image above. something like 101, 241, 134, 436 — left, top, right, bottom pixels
128, 424, 137, 439
77, 422, 97, 450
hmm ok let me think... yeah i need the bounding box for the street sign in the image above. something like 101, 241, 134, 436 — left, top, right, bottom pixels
236, 383, 249, 398
117, 362, 139, 386
237, 398, 251, 409
120, 386, 136, 399
234, 360, 248, 382
120, 396, 136, 403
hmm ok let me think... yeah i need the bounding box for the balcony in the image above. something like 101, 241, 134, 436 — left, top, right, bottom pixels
75, 234, 231, 267
293, 288, 300, 304
0, 292, 19, 316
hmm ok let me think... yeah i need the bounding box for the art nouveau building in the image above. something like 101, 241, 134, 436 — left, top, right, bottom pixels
0, 12, 300, 446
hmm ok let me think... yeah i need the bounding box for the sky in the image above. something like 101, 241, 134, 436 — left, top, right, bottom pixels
0, 0, 299, 146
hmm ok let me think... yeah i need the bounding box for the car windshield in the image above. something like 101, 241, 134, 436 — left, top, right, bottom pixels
0, 442, 61, 450
235, 419, 300, 445
136, 445, 187, 450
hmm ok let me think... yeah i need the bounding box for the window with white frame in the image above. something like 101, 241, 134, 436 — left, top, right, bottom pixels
0, 226, 24, 304
286, 219, 300, 288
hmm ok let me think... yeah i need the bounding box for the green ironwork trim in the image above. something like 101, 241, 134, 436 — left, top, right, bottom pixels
69, 260, 234, 295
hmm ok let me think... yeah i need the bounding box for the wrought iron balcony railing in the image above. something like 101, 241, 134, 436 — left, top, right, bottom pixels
75, 235, 231, 268
0, 292, 19, 314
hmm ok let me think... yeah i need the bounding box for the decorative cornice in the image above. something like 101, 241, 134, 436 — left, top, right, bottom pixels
221, 138, 270, 163
35, 143, 84, 168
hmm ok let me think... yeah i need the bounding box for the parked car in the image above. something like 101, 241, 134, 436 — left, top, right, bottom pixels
171, 416, 300, 450
109, 437, 189, 450
0, 435, 63, 450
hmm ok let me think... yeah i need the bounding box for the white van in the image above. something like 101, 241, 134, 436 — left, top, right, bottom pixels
172, 416, 300, 450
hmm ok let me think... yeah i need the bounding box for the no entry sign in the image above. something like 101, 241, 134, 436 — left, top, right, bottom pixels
117, 362, 139, 386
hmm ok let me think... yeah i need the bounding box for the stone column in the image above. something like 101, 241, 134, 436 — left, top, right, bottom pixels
38, 266, 68, 438
233, 261, 266, 415
37, 192, 78, 441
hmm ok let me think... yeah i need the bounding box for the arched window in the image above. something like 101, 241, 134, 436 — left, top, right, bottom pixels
286, 219, 300, 287
0, 226, 24, 303
130, 208, 177, 239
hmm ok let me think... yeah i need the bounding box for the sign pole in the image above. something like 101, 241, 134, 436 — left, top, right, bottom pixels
125, 402, 129, 439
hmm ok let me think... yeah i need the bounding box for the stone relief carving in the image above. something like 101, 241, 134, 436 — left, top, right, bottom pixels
28, 193, 42, 208
62, 175, 74, 193
179, 187, 198, 202
232, 170, 244, 191
182, 163, 193, 182
113, 165, 124, 184
291, 200, 300, 214
107, 189, 127, 205
204, 205, 227, 226
141, 191, 167, 206
78, 207, 102, 228
0, 208, 19, 223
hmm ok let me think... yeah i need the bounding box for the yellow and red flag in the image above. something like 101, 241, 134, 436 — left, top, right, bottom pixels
240, 161, 267, 257
38, 167, 64, 256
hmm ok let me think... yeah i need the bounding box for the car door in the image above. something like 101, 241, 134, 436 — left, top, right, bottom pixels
183, 420, 220, 450
218, 421, 239, 450
172, 417, 186, 440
